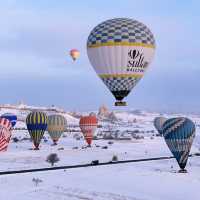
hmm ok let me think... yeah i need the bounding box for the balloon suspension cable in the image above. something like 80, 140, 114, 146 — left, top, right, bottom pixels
115, 101, 127, 106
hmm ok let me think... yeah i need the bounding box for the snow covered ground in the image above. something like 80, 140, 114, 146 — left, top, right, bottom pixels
0, 108, 200, 200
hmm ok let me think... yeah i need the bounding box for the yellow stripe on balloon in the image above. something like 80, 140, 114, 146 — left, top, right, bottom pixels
42, 113, 45, 124
99, 74, 143, 79
34, 113, 36, 124
87, 42, 155, 49
41, 113, 43, 124
38, 112, 41, 124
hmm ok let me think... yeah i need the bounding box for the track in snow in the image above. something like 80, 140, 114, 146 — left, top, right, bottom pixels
23, 187, 143, 200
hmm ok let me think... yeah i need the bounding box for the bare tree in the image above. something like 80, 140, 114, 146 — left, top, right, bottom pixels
46, 153, 60, 166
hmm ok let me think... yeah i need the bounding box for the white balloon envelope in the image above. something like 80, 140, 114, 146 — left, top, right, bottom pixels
87, 18, 156, 106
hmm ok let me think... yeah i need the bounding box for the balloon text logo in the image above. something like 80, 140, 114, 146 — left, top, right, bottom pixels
127, 50, 148, 72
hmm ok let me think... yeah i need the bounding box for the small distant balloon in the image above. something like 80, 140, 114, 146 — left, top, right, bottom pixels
26, 111, 48, 150
1, 113, 17, 127
154, 117, 167, 135
162, 117, 195, 172
70, 49, 80, 61
79, 116, 98, 146
0, 118, 12, 152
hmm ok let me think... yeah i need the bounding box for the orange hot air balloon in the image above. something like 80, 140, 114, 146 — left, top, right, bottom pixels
79, 116, 98, 146
70, 49, 80, 61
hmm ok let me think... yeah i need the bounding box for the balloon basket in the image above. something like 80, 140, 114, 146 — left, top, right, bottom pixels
34, 147, 40, 151
115, 101, 127, 106
178, 169, 187, 173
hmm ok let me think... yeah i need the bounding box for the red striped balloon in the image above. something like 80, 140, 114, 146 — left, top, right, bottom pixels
0, 118, 12, 152
79, 116, 98, 146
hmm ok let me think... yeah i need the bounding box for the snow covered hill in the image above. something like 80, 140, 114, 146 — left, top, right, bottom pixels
0, 103, 200, 200
0, 103, 79, 126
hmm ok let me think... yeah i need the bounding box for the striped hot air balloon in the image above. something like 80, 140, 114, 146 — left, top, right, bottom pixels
26, 111, 47, 150
154, 117, 167, 135
1, 113, 17, 127
70, 49, 80, 61
87, 18, 155, 106
79, 116, 98, 146
162, 117, 195, 172
47, 114, 67, 145
0, 118, 12, 152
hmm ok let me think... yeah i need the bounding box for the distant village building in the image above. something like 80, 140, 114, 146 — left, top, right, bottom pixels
109, 112, 118, 122
98, 105, 110, 118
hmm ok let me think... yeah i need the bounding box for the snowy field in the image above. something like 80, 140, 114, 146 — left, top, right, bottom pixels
0, 108, 200, 200
0, 130, 200, 200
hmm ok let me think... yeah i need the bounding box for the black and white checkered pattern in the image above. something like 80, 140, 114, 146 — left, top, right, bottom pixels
87, 18, 155, 46
101, 77, 141, 91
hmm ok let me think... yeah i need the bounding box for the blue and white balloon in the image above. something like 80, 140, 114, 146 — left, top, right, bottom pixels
162, 117, 195, 171
154, 117, 167, 135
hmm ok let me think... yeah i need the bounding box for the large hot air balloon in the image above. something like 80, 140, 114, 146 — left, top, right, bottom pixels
0, 118, 12, 152
79, 116, 98, 146
26, 111, 47, 150
87, 18, 156, 106
47, 114, 67, 145
154, 117, 167, 135
162, 117, 195, 172
70, 49, 80, 61
1, 113, 17, 127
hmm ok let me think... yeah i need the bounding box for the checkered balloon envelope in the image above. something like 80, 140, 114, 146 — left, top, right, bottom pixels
87, 18, 156, 106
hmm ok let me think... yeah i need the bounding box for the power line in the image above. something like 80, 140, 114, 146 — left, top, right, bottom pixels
0, 154, 199, 176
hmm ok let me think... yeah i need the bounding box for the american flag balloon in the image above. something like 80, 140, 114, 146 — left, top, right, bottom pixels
0, 118, 12, 152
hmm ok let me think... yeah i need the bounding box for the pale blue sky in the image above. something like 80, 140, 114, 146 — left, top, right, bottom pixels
0, 0, 200, 112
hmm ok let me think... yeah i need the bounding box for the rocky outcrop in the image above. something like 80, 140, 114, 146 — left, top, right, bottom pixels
98, 105, 118, 122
